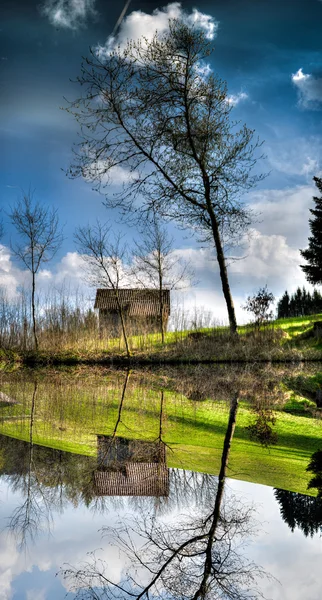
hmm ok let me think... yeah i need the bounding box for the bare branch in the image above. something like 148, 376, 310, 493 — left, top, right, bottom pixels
74, 221, 131, 357
132, 216, 195, 342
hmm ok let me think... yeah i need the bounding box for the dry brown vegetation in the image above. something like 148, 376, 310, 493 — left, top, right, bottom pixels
0, 287, 321, 365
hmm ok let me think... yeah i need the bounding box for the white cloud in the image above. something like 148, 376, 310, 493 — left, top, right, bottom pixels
292, 68, 322, 109
82, 162, 138, 186
38, 269, 52, 281
0, 498, 124, 600
227, 91, 249, 106
165, 236, 307, 324
292, 68, 310, 84
41, 0, 97, 30
171, 205, 319, 319
97, 2, 218, 57
0, 245, 29, 298
230, 229, 307, 293
248, 184, 314, 248
26, 589, 47, 600
264, 137, 321, 179
49, 251, 86, 289
173, 247, 216, 272
301, 156, 319, 177
0, 248, 89, 300
0, 533, 20, 599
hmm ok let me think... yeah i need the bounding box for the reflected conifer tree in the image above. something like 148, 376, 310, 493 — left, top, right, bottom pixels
306, 449, 322, 497
275, 449, 322, 538
274, 488, 322, 537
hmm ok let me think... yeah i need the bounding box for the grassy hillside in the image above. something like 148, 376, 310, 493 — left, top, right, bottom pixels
5, 312, 320, 366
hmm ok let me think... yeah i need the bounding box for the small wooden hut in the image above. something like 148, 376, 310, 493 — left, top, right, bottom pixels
94, 288, 170, 334
94, 435, 169, 497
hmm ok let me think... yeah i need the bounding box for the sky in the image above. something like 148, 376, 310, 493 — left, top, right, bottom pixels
1, 0, 322, 323
1, 475, 322, 599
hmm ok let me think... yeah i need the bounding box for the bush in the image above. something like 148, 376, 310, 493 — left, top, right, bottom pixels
242, 286, 275, 328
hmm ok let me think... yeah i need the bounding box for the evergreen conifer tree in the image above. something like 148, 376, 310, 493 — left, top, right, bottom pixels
312, 288, 322, 313
277, 286, 322, 318
301, 177, 322, 284
277, 290, 290, 318
294, 287, 303, 316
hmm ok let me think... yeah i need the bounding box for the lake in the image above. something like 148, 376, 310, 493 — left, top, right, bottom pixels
0, 364, 322, 599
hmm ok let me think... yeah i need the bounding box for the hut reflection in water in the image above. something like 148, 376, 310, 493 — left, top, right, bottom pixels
94, 435, 169, 497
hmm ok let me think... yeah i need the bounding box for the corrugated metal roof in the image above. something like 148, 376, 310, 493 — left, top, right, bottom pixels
94, 463, 169, 497
94, 288, 170, 316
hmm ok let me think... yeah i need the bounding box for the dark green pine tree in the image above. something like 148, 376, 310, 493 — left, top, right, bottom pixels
302, 286, 309, 315
277, 290, 290, 318
312, 288, 322, 313
301, 176, 322, 284
293, 287, 303, 316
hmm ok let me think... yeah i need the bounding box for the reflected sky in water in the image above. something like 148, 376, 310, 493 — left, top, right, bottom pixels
1, 469, 322, 599
0, 364, 322, 598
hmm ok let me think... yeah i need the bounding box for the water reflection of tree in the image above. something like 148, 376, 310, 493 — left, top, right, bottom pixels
0, 364, 285, 564
2, 435, 99, 502
1, 410, 97, 547
306, 450, 322, 497
6, 381, 55, 548
167, 364, 282, 449
247, 409, 278, 447
275, 448, 322, 538
0, 370, 171, 542
61, 391, 270, 600
274, 488, 322, 537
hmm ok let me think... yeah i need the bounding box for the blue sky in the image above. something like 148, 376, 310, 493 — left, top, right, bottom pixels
1, 0, 322, 322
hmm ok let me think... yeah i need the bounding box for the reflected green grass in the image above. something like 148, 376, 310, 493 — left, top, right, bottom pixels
0, 369, 321, 496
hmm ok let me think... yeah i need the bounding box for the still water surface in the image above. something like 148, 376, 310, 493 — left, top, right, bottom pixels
0, 365, 321, 599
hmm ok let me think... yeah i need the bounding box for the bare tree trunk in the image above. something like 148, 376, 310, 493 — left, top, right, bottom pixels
23, 318, 28, 351
31, 271, 39, 351
193, 391, 239, 599
159, 274, 165, 344
97, 370, 130, 470
111, 369, 130, 438
158, 390, 164, 443
22, 382, 37, 547
29, 381, 37, 447
208, 208, 238, 335
115, 296, 130, 358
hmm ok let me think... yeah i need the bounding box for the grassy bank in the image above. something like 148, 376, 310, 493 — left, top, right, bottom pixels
4, 312, 321, 366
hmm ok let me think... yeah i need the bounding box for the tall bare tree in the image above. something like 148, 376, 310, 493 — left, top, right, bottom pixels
9, 192, 63, 351
74, 221, 131, 357
67, 18, 264, 334
133, 217, 194, 343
